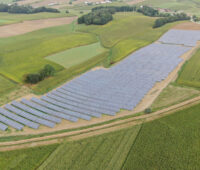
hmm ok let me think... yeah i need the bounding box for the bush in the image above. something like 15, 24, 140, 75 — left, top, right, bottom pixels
25, 64, 55, 84
66, 10, 69, 13
144, 108, 152, 114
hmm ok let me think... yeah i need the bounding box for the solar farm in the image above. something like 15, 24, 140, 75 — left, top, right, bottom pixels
0, 29, 199, 131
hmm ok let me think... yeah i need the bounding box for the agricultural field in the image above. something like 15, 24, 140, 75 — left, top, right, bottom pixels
176, 48, 200, 88
140, 0, 200, 16
122, 102, 200, 170
0, 12, 73, 26
0, 101, 199, 169
46, 42, 107, 68
0, 23, 97, 83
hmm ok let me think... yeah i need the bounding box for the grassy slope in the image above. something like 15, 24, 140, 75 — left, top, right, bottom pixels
151, 84, 200, 110
122, 103, 200, 170
176, 48, 200, 88
140, 0, 200, 16
0, 75, 17, 95
46, 42, 107, 68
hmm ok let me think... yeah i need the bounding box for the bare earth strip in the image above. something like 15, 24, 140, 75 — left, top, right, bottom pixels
0, 17, 76, 38
173, 22, 200, 30
1, 94, 200, 152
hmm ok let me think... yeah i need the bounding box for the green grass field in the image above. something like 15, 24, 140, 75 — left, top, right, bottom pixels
176, 48, 200, 88
1, 101, 200, 169
140, 0, 200, 16
46, 42, 107, 68
0, 75, 17, 95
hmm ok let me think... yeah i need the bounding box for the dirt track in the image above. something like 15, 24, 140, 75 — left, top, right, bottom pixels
1, 94, 200, 152
0, 17, 76, 38
173, 22, 200, 30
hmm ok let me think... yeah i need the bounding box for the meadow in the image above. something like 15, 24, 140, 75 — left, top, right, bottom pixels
46, 42, 107, 68
0, 101, 200, 169
0, 75, 17, 95
176, 48, 200, 88
140, 0, 200, 16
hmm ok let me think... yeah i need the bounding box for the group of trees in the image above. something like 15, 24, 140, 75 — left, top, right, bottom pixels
78, 9, 113, 25
25, 65, 55, 84
0, 4, 59, 14
78, 6, 137, 25
153, 13, 190, 28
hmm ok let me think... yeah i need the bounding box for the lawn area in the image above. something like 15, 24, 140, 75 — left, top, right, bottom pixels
0, 12, 73, 26
151, 84, 200, 110
46, 42, 107, 68
140, 0, 200, 16
122, 102, 200, 170
176, 48, 200, 88
0, 23, 97, 83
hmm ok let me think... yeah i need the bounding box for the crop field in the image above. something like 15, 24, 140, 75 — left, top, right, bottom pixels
176, 48, 200, 88
122, 102, 200, 170
0, 12, 73, 26
0, 101, 199, 169
0, 144, 58, 170
140, 0, 200, 16
46, 42, 107, 68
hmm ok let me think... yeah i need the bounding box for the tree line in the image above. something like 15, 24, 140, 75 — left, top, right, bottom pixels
25, 65, 55, 84
153, 13, 190, 28
0, 4, 59, 14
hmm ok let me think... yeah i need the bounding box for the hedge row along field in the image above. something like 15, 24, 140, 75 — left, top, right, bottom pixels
1, 101, 200, 169
176, 48, 200, 88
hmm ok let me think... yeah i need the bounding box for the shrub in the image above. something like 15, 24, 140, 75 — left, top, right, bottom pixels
144, 108, 152, 114
25, 64, 55, 84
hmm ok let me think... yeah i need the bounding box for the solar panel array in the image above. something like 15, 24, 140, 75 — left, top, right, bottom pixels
0, 29, 196, 131
158, 29, 200, 47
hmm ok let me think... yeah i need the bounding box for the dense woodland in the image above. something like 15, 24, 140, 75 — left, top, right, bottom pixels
0, 4, 59, 13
